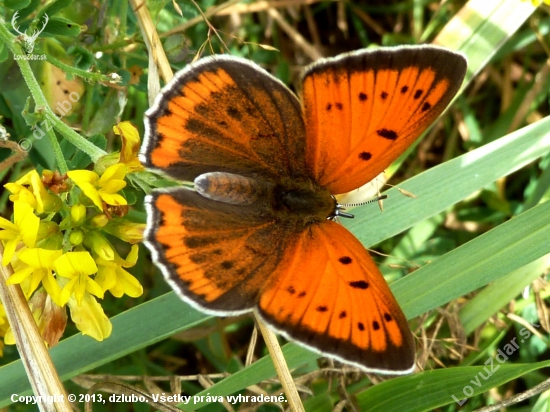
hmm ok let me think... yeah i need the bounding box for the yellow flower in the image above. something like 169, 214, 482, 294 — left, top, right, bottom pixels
5, 170, 62, 213
54, 252, 103, 306
67, 293, 112, 341
0, 201, 39, 266
0, 304, 6, 328
95, 244, 143, 298
7, 248, 64, 305
96, 122, 144, 174
67, 164, 128, 210
523, 0, 550, 5
0, 304, 8, 350
113, 122, 145, 173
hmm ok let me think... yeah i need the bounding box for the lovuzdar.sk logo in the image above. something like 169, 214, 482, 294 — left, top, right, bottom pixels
11, 11, 49, 56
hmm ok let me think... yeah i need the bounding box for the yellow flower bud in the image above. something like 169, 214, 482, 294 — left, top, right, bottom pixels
90, 214, 109, 228
69, 229, 84, 246
70, 204, 87, 226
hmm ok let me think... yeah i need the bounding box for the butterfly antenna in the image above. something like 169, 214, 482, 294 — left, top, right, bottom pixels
335, 194, 389, 219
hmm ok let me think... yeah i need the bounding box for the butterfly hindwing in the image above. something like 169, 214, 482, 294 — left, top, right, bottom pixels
258, 221, 415, 373
141, 56, 309, 183
302, 45, 467, 194
145, 188, 298, 314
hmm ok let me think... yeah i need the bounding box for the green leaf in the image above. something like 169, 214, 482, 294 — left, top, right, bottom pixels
41, 0, 74, 18
4, 0, 32, 10
357, 361, 550, 411
42, 17, 80, 37
0, 42, 9, 64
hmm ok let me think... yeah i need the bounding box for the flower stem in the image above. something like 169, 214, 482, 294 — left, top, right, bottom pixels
0, 20, 107, 169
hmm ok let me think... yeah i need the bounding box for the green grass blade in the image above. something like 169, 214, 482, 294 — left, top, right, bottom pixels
394, 198, 550, 319
460, 257, 550, 335
358, 361, 550, 411
346, 116, 550, 247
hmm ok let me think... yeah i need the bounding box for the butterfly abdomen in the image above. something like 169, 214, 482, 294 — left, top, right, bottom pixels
194, 172, 268, 206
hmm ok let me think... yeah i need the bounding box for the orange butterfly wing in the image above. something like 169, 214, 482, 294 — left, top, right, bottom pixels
145, 187, 301, 314
302, 45, 467, 194
141, 56, 308, 182
258, 221, 414, 373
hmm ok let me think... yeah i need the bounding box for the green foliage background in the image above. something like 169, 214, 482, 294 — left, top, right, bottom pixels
1, 0, 550, 411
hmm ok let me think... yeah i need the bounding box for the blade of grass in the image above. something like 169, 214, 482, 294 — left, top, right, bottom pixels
460, 256, 550, 335
346, 116, 550, 247
357, 361, 550, 411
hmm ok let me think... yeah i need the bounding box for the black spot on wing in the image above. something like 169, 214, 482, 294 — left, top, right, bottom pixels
317, 306, 328, 312
349, 280, 369, 289
359, 152, 372, 161
373, 321, 380, 331
377, 129, 398, 140
227, 105, 242, 120
414, 89, 423, 99
381, 91, 388, 99
358, 92, 367, 101
185, 236, 217, 249
401, 86, 409, 93
339, 256, 352, 264
190, 253, 209, 264
422, 102, 432, 112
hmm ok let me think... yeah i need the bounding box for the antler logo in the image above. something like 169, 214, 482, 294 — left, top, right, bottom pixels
11, 11, 49, 54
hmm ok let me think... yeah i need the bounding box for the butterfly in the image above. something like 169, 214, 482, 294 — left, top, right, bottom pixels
140, 45, 467, 375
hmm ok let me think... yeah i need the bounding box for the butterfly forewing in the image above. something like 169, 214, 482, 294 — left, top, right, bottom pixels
258, 222, 415, 373
146, 188, 298, 314
141, 56, 309, 183
302, 46, 467, 194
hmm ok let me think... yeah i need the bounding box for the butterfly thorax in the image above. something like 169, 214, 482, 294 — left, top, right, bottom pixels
194, 172, 336, 224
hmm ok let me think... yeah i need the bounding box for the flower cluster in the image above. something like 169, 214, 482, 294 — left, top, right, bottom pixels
0, 122, 145, 352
